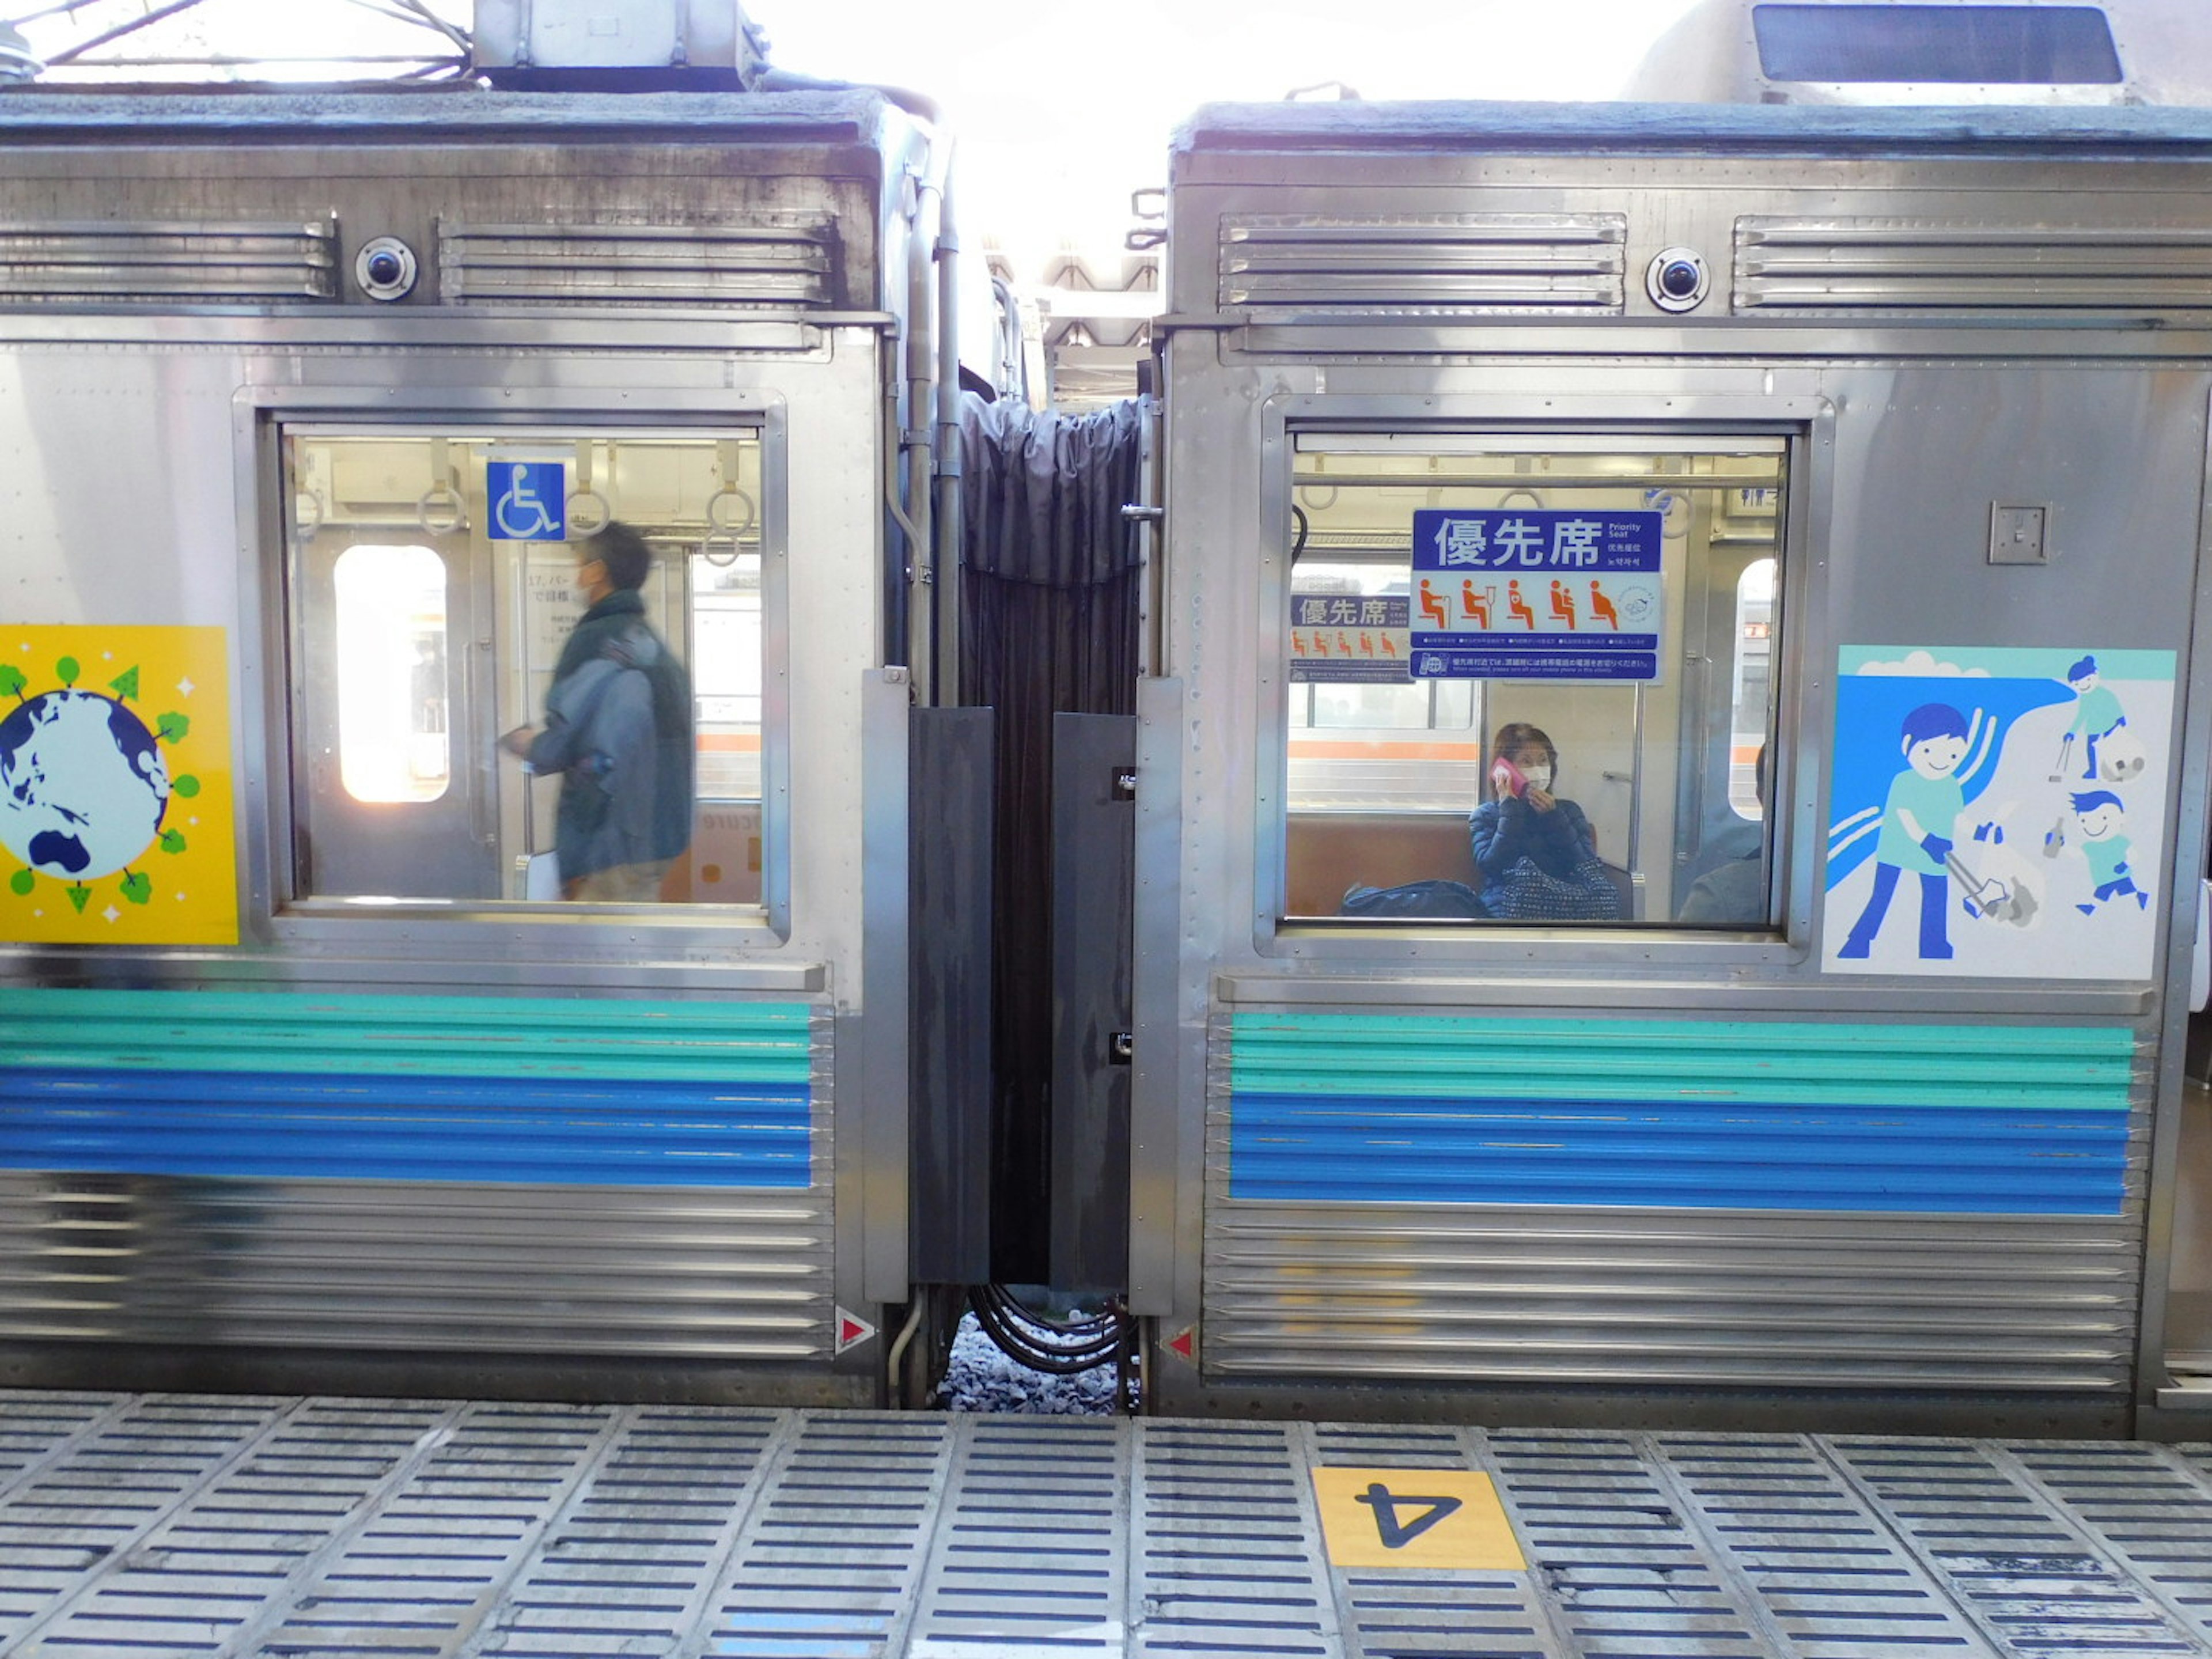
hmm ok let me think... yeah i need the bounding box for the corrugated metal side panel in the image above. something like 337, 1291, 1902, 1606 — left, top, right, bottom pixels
440, 219, 835, 308
0, 218, 337, 303
0, 990, 835, 1360
1736, 218, 2212, 316
1221, 214, 1626, 320
1205, 1010, 2144, 1389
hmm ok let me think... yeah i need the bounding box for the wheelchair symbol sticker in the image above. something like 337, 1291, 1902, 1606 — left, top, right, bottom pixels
488, 462, 565, 541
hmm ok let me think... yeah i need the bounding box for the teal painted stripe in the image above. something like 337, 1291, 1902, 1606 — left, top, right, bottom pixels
1228, 1013, 2135, 1111
1, 988, 813, 1086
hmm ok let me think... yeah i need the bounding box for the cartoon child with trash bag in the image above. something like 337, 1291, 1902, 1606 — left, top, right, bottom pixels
1838, 702, 1970, 961
2070, 790, 2151, 915
2058, 654, 2128, 782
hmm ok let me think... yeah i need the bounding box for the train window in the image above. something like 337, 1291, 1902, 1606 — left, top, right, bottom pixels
1752, 5, 2123, 85
1281, 434, 1785, 928
285, 428, 767, 909
330, 543, 449, 805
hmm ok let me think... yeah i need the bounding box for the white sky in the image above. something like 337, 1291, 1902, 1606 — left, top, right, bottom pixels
14, 0, 1710, 268
756, 0, 1708, 264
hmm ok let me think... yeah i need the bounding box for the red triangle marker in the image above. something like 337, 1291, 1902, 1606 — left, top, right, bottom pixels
834, 1307, 877, 1354
1165, 1325, 1196, 1362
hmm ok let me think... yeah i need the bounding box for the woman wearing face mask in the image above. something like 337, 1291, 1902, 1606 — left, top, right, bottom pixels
1468, 721, 1622, 921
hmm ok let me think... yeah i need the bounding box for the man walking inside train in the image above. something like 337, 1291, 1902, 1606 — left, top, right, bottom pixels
499, 521, 692, 901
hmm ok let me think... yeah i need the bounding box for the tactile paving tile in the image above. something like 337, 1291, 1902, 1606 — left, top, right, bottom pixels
461, 1406, 784, 1658
699, 1413, 953, 1658
1130, 1419, 1340, 1657
1647, 1434, 2001, 1658
1823, 1437, 2207, 1656
2000, 1441, 2212, 1648
1484, 1430, 1774, 1657
0, 1393, 298, 1653
246, 1400, 626, 1656
906, 1416, 1130, 1653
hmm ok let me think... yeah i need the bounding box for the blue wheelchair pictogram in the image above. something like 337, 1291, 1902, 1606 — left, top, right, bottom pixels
489, 462, 565, 541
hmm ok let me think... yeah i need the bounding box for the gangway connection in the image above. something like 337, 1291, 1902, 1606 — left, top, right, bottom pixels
9, 1392, 2212, 1655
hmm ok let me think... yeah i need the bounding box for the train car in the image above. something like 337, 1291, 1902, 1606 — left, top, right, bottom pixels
0, 85, 954, 1404
1134, 32, 2212, 1430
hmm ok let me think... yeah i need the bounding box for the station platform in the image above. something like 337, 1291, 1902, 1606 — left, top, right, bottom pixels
9, 1392, 2212, 1657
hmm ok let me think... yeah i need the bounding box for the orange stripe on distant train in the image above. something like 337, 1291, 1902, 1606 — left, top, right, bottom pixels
1288, 740, 1486, 761
697, 733, 762, 752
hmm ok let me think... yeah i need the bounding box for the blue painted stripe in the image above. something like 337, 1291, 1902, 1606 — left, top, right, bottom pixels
1228, 1093, 2130, 1214
0, 1068, 812, 1188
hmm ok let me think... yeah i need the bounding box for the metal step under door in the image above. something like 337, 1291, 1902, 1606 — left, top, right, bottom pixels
9, 1394, 2212, 1656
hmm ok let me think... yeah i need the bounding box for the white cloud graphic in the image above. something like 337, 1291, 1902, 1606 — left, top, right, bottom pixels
1855, 650, 1989, 679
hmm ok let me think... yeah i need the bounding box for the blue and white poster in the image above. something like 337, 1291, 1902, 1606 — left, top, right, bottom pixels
488, 461, 566, 541
1407, 508, 1663, 681
1289, 592, 1411, 684
1823, 645, 2175, 980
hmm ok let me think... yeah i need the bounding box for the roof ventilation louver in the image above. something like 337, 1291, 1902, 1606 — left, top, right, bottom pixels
439, 220, 836, 309
1220, 214, 1627, 320
1737, 218, 2212, 316
0, 218, 338, 304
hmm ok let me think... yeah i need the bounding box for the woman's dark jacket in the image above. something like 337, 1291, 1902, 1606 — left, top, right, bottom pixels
1468, 794, 1599, 882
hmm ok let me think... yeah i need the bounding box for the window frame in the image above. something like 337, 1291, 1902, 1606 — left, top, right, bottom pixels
1251, 397, 1827, 966
244, 389, 796, 955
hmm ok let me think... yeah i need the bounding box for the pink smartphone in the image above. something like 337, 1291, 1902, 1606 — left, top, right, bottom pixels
1491, 756, 1528, 798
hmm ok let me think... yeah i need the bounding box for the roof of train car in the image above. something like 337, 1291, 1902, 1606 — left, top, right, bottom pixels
1174, 97, 2212, 158
0, 86, 904, 150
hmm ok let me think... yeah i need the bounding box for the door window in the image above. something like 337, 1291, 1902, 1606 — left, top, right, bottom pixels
285, 428, 766, 908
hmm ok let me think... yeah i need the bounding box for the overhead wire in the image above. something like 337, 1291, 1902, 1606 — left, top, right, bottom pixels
43, 0, 211, 65
17, 0, 469, 71
381, 0, 468, 54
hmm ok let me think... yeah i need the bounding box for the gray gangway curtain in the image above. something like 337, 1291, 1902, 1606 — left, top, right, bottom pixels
958, 391, 1145, 1284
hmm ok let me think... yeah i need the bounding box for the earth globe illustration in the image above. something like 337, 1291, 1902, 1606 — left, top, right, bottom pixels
0, 688, 169, 880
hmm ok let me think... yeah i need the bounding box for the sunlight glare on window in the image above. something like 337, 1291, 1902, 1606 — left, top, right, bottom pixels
334, 543, 449, 804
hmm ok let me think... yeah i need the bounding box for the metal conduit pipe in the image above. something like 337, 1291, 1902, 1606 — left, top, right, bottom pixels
903, 168, 941, 687
931, 160, 963, 707
884, 381, 925, 669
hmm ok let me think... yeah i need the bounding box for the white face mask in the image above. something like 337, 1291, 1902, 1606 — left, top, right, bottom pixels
1523, 765, 1554, 791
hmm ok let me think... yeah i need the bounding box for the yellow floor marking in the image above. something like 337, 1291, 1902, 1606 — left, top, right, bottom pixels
1311, 1466, 1527, 1571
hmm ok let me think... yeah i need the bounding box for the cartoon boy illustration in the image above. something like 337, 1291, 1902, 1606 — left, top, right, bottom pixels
2070, 790, 2150, 914
2058, 654, 2127, 781
1838, 703, 1971, 961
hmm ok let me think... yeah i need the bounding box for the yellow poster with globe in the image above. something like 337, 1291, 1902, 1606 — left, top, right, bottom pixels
0, 625, 237, 946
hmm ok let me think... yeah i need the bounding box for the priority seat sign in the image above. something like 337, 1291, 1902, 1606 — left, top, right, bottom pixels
1408, 507, 1663, 683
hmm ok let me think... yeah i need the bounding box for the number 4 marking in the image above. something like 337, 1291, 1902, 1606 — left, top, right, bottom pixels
1354, 1482, 1463, 1549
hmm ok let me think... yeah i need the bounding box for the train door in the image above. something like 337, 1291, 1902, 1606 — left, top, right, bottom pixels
287, 436, 498, 900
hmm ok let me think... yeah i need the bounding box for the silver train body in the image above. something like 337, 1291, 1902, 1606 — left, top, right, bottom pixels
14, 0, 2212, 1437
0, 89, 942, 1403
1138, 89, 2212, 1434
